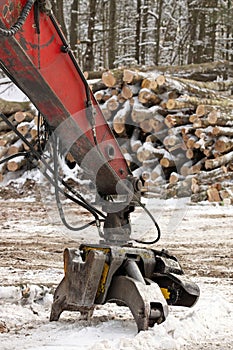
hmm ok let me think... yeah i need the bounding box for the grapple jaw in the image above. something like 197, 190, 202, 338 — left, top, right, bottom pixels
150, 252, 200, 307
50, 245, 200, 332
50, 248, 106, 321
105, 276, 168, 331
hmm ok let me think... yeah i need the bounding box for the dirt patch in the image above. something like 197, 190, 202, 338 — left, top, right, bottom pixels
0, 179, 40, 200
0, 195, 232, 284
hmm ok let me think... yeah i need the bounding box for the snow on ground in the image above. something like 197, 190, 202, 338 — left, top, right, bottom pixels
0, 279, 232, 350
0, 194, 232, 350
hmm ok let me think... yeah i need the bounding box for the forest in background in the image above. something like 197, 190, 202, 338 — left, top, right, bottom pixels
51, 0, 233, 71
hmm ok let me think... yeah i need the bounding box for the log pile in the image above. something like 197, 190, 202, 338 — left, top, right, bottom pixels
0, 98, 37, 182
1, 61, 233, 204
89, 63, 233, 203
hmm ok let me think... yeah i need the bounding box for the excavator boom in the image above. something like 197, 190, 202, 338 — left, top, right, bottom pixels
0, 0, 132, 195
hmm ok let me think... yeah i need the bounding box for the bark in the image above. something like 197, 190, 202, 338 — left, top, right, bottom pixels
193, 167, 233, 187
108, 0, 116, 69
166, 99, 195, 110
212, 126, 233, 137
0, 146, 7, 159
205, 151, 233, 170
141, 0, 148, 65
135, 0, 141, 64
165, 179, 192, 199
0, 131, 18, 146
83, 0, 96, 71
131, 105, 163, 125
180, 95, 233, 108
112, 100, 131, 135
172, 76, 233, 92
130, 128, 142, 152
137, 143, 165, 163
50, 0, 67, 38
191, 191, 208, 202
207, 109, 233, 126
0, 162, 6, 181
69, 0, 79, 55
154, 0, 163, 65
156, 61, 231, 80
0, 99, 30, 115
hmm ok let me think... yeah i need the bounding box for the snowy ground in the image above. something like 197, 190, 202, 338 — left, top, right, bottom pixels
0, 182, 232, 350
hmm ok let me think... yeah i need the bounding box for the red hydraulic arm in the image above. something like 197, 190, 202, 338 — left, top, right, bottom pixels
0, 0, 138, 196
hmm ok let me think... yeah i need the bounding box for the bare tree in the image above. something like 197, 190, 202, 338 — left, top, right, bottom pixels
69, 0, 79, 57
225, 0, 233, 61
187, 0, 219, 64
83, 0, 96, 71
135, 0, 142, 64
50, 0, 67, 38
108, 0, 117, 68
141, 0, 149, 65
154, 0, 163, 65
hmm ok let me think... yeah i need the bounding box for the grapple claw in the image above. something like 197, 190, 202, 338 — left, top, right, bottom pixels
50, 244, 199, 331
50, 248, 106, 321
106, 275, 168, 331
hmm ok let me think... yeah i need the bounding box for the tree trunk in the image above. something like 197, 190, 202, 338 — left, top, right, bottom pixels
141, 0, 149, 65
108, 0, 116, 69
69, 0, 79, 56
50, 1, 67, 38
135, 0, 141, 64
83, 0, 96, 71
154, 0, 163, 65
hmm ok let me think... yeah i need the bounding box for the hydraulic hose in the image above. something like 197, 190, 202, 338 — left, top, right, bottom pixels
0, 0, 35, 37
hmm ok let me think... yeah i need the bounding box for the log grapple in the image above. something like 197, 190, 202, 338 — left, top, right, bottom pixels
50, 244, 199, 331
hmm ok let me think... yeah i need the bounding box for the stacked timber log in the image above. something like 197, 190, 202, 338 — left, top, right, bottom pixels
88, 62, 233, 203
